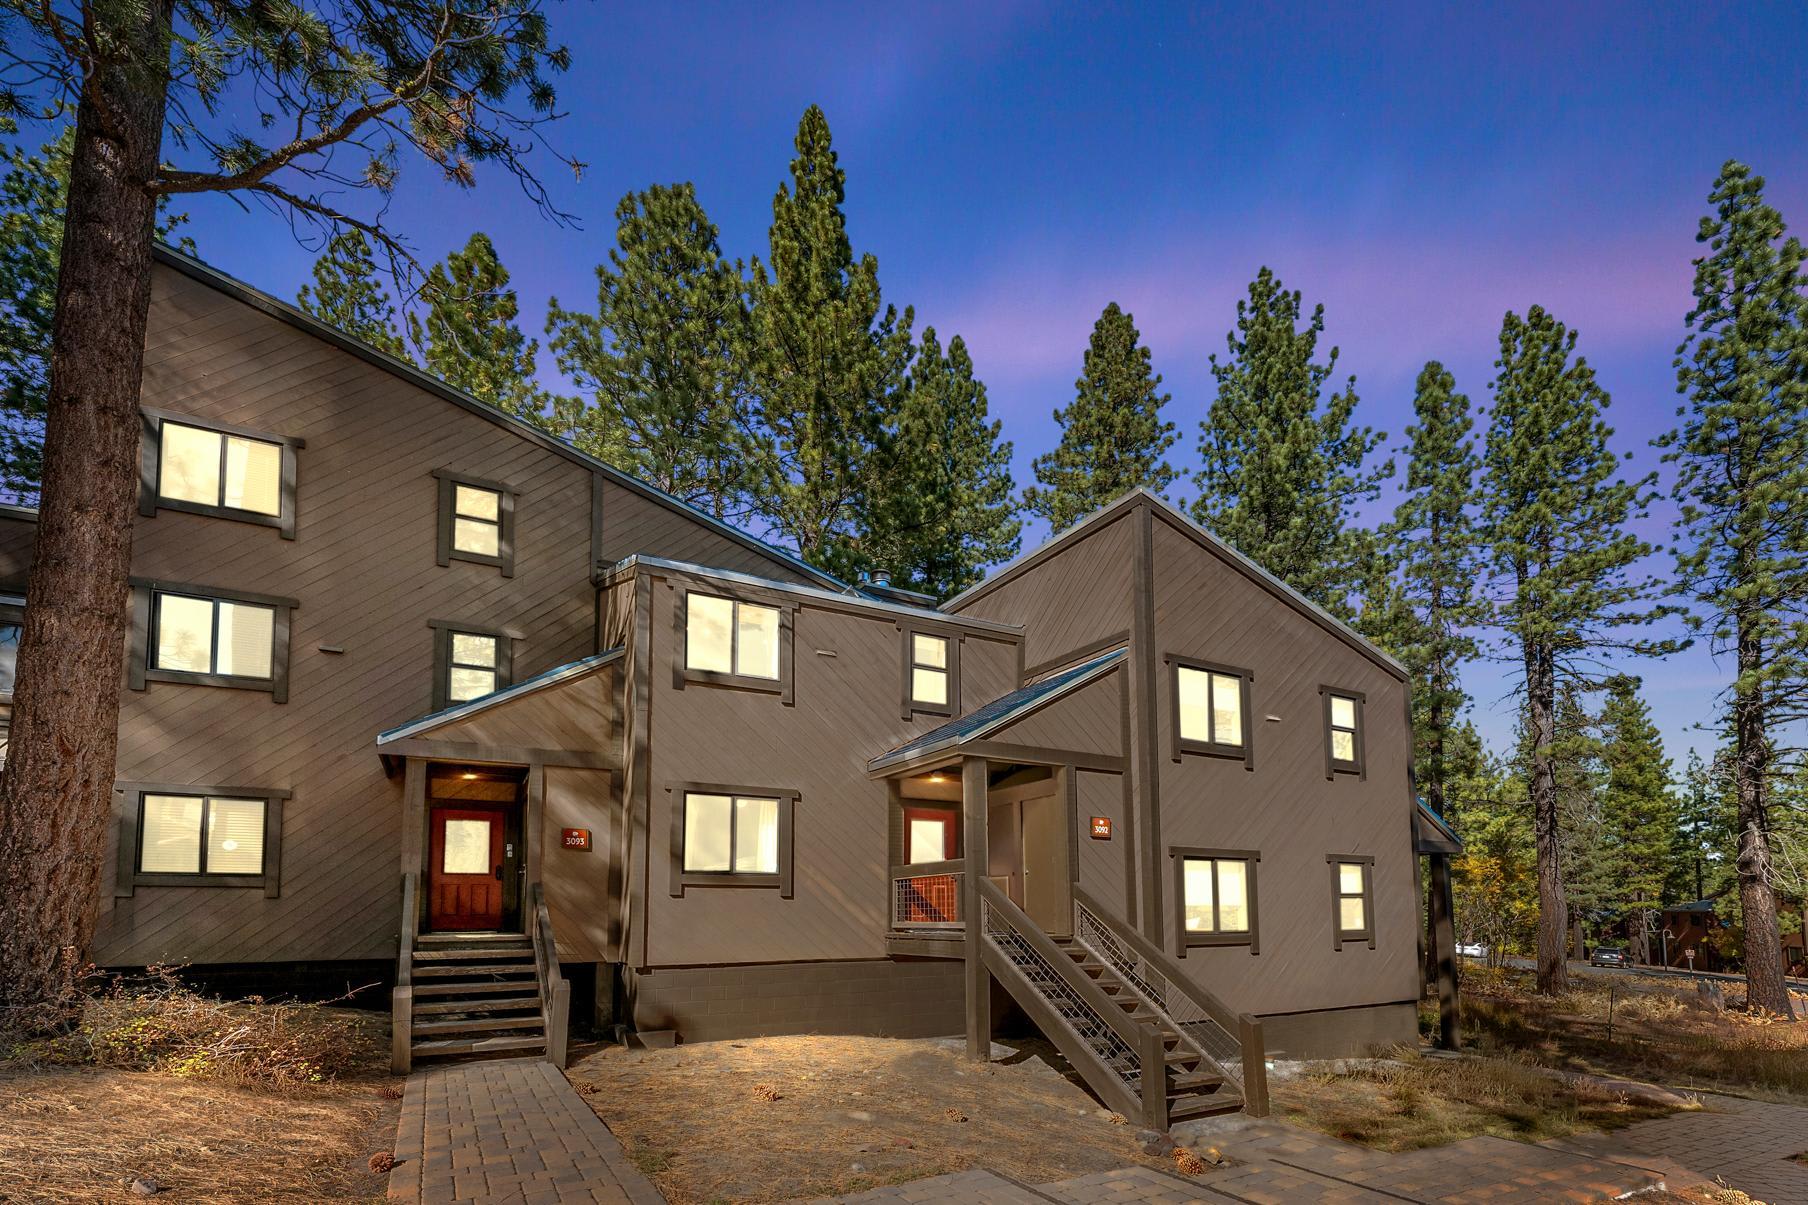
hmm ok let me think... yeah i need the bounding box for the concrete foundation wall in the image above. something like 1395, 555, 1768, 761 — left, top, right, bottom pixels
626, 958, 964, 1043
1257, 999, 1419, 1059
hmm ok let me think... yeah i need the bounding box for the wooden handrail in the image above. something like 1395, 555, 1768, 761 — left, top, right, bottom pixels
391, 871, 419, 1074
530, 882, 570, 1069
890, 858, 965, 877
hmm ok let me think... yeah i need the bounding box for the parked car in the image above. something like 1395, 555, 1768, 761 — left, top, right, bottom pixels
1589, 946, 1629, 967
1457, 942, 1488, 958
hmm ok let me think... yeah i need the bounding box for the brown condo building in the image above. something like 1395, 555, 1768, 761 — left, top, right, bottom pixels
0, 247, 1460, 1129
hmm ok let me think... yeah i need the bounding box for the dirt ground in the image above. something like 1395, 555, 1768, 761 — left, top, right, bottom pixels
566, 1034, 1197, 1203
0, 1063, 398, 1202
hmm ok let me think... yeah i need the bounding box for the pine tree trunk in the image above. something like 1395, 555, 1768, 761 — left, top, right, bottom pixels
1528, 640, 1569, 995
1732, 612, 1796, 1018
0, 3, 171, 1031
1629, 910, 1650, 965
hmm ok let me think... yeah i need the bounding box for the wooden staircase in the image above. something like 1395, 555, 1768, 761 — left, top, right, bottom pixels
391, 875, 571, 1074
1051, 936, 1238, 1124
405, 933, 550, 1062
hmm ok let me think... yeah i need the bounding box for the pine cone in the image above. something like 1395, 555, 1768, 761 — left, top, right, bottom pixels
1173, 1147, 1208, 1176
752, 1083, 781, 1102
368, 1152, 396, 1174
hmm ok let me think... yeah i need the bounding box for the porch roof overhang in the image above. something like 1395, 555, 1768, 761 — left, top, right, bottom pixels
376, 647, 623, 773
867, 648, 1127, 778
1413, 799, 1464, 856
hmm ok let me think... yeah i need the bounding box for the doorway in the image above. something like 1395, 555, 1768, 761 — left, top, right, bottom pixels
425, 766, 524, 932
987, 769, 1071, 936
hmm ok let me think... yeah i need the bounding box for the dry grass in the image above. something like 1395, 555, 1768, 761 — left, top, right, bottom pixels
1271, 1047, 1679, 1152
1461, 968, 1808, 1101
0, 977, 397, 1202
567, 1034, 1197, 1203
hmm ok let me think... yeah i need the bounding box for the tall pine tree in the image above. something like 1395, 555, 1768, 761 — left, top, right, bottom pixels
1664, 160, 1808, 1017
1598, 675, 1677, 963
1482, 305, 1675, 994
748, 105, 912, 566
411, 232, 562, 427
1192, 267, 1389, 616
547, 183, 763, 519
858, 327, 1020, 597
1023, 302, 1175, 532
1385, 362, 1484, 817
297, 229, 410, 361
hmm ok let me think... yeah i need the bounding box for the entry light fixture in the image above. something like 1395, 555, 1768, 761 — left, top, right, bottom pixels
926, 772, 946, 784
461, 772, 479, 780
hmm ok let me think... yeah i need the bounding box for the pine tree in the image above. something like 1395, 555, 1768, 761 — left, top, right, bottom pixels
857, 327, 1020, 597
1549, 689, 1612, 955
1448, 725, 1536, 964
1481, 304, 1676, 994
1192, 267, 1389, 616
1022, 302, 1175, 532
411, 232, 561, 427
0, 122, 188, 501
1667, 750, 1734, 908
297, 229, 410, 361
1385, 362, 1484, 816
1664, 160, 1808, 1017
1598, 675, 1678, 963
748, 105, 912, 565
546, 183, 764, 519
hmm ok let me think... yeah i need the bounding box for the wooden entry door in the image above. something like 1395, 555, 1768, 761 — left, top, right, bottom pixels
1021, 791, 1072, 937
428, 806, 506, 930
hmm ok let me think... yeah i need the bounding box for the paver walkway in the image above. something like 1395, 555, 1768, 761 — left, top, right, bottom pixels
387, 1058, 664, 1205
1555, 1093, 1808, 1204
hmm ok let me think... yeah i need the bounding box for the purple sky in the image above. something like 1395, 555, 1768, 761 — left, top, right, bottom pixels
155, 2, 1808, 772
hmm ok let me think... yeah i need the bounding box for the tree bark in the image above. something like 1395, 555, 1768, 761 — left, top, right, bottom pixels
1732, 612, 1796, 1018
0, 2, 172, 1031
1527, 640, 1569, 995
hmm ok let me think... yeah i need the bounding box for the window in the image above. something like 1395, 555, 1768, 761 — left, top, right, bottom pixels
115, 782, 289, 895
128, 581, 296, 701
681, 590, 790, 696
429, 621, 515, 711
139, 410, 302, 538
900, 629, 959, 718
442, 818, 493, 874
1171, 847, 1260, 953
1329, 856, 1376, 949
668, 781, 798, 897
434, 469, 516, 576
1169, 656, 1253, 766
0, 617, 19, 697
1322, 688, 1365, 777
904, 806, 957, 864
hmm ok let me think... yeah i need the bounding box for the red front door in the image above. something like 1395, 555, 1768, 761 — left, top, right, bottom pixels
428, 806, 505, 930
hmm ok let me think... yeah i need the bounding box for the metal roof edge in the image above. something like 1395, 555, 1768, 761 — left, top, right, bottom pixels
376, 647, 623, 745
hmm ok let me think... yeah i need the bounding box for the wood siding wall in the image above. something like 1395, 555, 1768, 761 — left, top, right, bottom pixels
0, 263, 836, 969
636, 566, 1020, 968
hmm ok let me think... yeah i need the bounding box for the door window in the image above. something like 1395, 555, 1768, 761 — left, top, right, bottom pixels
442, 817, 492, 874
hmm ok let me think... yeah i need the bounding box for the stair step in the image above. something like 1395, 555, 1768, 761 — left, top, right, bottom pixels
412, 947, 534, 962
414, 980, 541, 998
1167, 1094, 1244, 1122
412, 994, 543, 1015
413, 962, 537, 978
418, 931, 529, 945
1169, 1069, 1226, 1094
1164, 1049, 1205, 1067
412, 1034, 546, 1059
412, 1014, 545, 1037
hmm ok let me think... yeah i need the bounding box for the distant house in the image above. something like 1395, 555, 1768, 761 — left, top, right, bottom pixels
0, 247, 1440, 1129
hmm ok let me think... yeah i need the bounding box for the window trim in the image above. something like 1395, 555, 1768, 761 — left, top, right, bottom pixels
1320, 686, 1367, 779
428, 619, 518, 712
1328, 854, 1376, 950
899, 624, 960, 720
667, 780, 798, 898
0, 596, 23, 706
113, 780, 289, 897
138, 408, 303, 539
127, 579, 298, 703
433, 468, 517, 578
1166, 655, 1255, 769
673, 586, 795, 703
1170, 845, 1261, 955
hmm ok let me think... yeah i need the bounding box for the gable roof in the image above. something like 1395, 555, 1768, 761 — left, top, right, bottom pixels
376, 648, 622, 745
151, 244, 848, 595
1413, 800, 1464, 856
868, 648, 1125, 774
944, 489, 1407, 680
602, 554, 1022, 636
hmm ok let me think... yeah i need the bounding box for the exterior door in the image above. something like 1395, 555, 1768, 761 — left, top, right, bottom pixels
1021, 791, 1072, 937
428, 806, 506, 930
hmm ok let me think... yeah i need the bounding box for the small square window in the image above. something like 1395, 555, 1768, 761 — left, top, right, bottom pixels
453, 485, 503, 557
434, 471, 516, 576
685, 594, 783, 681
1329, 856, 1376, 949
1324, 690, 1364, 776
430, 622, 513, 711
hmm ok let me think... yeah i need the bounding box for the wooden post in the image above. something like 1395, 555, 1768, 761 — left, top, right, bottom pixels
963, 756, 991, 1061
1428, 853, 1460, 1051
1139, 1023, 1168, 1130
1237, 1015, 1269, 1117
